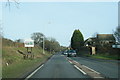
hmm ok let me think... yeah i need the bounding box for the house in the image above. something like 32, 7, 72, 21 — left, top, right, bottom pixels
84, 34, 116, 55
84, 37, 97, 47
97, 34, 116, 46
84, 37, 97, 55
85, 34, 116, 47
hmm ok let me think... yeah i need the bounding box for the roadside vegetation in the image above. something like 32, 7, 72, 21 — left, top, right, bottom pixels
77, 46, 120, 60
2, 32, 66, 78
70, 28, 120, 60
2, 38, 52, 78
84, 53, 120, 60
90, 54, 119, 60
70, 29, 84, 54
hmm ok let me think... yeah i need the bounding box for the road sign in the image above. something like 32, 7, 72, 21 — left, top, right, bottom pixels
24, 39, 34, 47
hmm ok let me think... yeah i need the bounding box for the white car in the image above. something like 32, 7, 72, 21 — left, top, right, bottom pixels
67, 50, 77, 57
63, 51, 68, 55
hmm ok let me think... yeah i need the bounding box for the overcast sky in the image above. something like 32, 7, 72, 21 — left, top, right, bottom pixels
2, 2, 118, 46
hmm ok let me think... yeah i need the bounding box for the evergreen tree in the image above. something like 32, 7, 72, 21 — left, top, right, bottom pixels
71, 29, 84, 52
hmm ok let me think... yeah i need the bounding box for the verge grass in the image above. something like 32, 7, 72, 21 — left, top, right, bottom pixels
84, 53, 120, 60
2, 46, 52, 78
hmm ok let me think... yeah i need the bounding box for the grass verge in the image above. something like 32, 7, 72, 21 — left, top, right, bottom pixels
2, 46, 52, 78
84, 53, 120, 60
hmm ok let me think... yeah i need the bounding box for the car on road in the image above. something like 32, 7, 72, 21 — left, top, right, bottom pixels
62, 50, 68, 55
67, 50, 76, 57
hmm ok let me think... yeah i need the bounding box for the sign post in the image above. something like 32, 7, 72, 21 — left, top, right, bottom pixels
24, 39, 34, 59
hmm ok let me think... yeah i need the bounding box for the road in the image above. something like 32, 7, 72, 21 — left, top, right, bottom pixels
29, 53, 89, 78
70, 56, 119, 78
26, 53, 119, 79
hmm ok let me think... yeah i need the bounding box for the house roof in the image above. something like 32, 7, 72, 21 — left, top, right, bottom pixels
84, 37, 96, 43
97, 34, 115, 41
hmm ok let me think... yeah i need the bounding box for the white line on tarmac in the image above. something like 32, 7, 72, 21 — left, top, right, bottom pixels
69, 61, 73, 64
25, 64, 44, 79
82, 65, 100, 74
74, 65, 87, 75
73, 61, 79, 64
67, 57, 71, 60
93, 77, 104, 78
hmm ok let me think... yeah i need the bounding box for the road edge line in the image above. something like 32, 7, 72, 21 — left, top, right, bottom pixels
25, 64, 44, 79
74, 65, 87, 75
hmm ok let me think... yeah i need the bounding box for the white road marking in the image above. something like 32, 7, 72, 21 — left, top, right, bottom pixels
69, 61, 73, 64
82, 65, 100, 74
74, 61, 79, 64
67, 57, 71, 60
93, 77, 104, 78
74, 65, 87, 75
25, 64, 44, 79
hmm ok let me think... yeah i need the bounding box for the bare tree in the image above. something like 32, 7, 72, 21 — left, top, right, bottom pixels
31, 32, 45, 45
92, 32, 98, 38
44, 38, 61, 52
114, 26, 120, 44
6, 0, 20, 10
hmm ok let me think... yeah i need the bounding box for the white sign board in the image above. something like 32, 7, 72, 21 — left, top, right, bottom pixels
24, 39, 34, 47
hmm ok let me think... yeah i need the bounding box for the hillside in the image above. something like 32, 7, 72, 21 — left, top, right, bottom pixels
2, 38, 52, 78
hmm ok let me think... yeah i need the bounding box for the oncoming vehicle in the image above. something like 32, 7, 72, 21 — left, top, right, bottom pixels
63, 50, 68, 55
67, 50, 76, 57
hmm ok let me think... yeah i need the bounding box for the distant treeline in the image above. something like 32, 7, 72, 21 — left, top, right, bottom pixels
2, 32, 67, 53
2, 38, 23, 47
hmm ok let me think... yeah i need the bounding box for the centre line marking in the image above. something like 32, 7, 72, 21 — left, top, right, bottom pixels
94, 77, 104, 78
74, 65, 87, 75
74, 61, 79, 64
25, 64, 44, 79
69, 61, 72, 64
82, 65, 100, 74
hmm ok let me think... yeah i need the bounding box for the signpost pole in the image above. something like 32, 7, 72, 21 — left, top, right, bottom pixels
43, 37, 45, 54
27, 47, 28, 52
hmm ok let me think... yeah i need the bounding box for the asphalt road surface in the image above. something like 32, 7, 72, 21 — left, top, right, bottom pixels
70, 56, 119, 78
28, 53, 119, 79
30, 53, 89, 78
